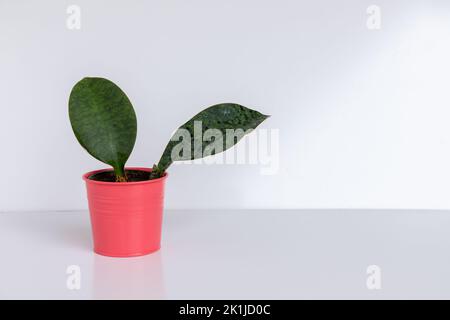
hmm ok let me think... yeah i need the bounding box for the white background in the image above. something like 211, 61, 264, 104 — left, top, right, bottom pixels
1, 0, 450, 211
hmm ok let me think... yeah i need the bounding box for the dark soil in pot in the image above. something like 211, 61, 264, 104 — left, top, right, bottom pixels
89, 169, 152, 182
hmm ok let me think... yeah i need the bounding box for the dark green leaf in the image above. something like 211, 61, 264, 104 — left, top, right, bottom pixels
152, 103, 269, 177
69, 77, 137, 178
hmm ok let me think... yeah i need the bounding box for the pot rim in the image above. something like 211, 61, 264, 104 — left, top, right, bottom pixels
83, 167, 168, 186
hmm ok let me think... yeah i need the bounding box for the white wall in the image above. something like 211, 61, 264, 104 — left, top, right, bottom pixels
1, 0, 450, 211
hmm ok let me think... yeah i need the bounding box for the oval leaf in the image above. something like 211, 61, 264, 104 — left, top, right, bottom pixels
69, 77, 137, 177
154, 103, 269, 176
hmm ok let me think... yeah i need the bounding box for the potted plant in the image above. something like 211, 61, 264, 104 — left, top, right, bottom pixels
69, 77, 269, 257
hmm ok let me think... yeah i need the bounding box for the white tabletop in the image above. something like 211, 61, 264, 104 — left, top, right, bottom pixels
0, 209, 449, 299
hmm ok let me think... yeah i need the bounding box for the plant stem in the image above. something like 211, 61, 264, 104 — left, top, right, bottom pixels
114, 166, 127, 182
149, 164, 164, 180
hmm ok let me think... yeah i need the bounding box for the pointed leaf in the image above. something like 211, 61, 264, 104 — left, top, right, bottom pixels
155, 103, 269, 175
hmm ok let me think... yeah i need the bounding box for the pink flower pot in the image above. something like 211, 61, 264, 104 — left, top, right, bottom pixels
83, 167, 167, 257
